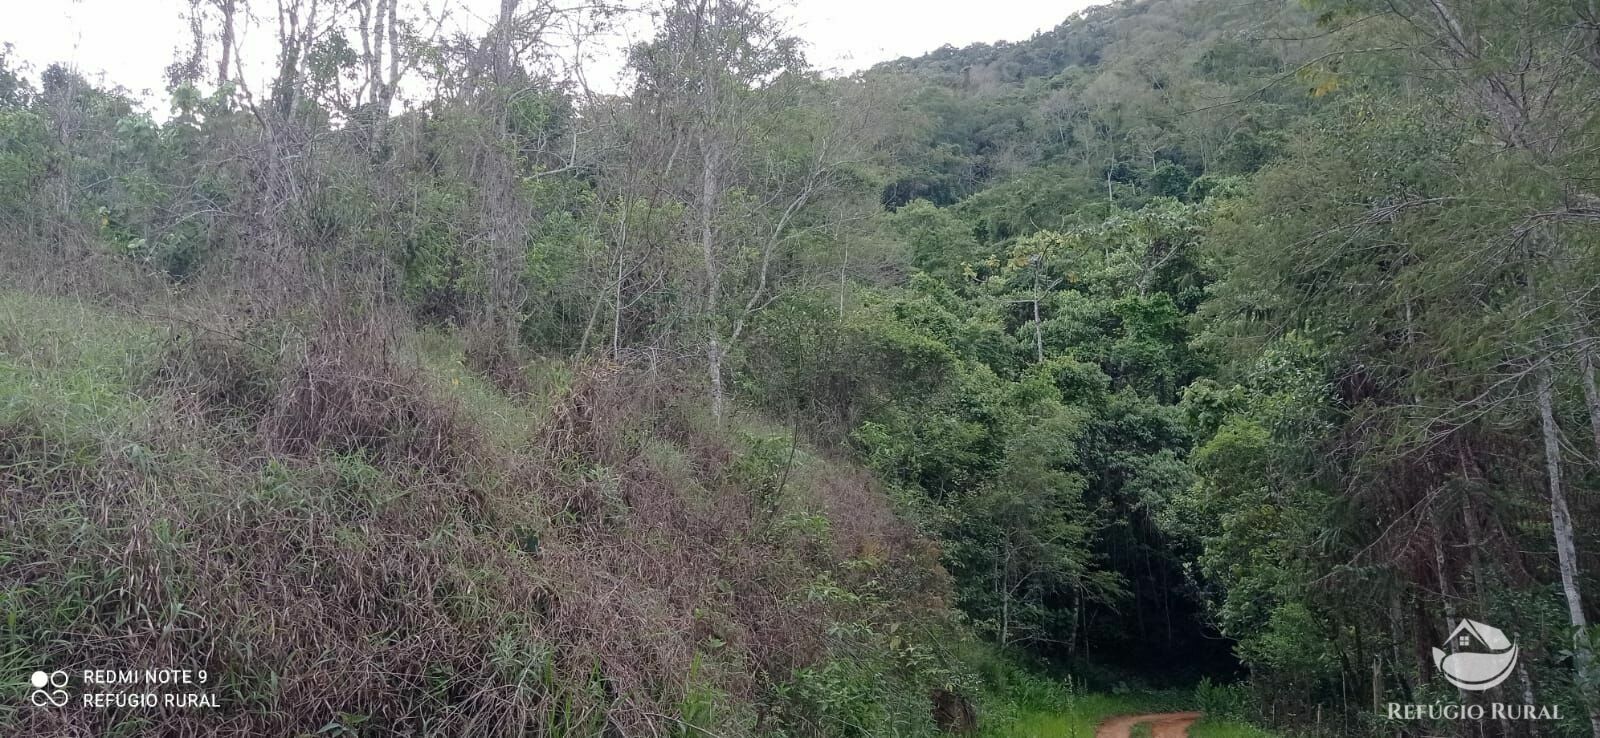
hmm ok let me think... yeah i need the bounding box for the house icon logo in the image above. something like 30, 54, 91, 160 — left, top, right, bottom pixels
1432, 619, 1518, 691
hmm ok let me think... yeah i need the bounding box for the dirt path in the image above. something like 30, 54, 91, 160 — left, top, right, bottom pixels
1094, 712, 1204, 738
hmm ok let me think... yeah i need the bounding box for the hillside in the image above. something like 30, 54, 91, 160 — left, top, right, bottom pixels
0, 288, 964, 735
5, 0, 1600, 735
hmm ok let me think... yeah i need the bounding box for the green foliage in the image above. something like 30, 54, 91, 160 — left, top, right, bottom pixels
768, 566, 972, 738
741, 164, 1226, 676
888, 198, 981, 281
0, 108, 47, 208
1191, 677, 1251, 722
8, 0, 1600, 733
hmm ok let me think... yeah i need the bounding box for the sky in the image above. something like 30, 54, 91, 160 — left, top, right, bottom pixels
0, 0, 1097, 109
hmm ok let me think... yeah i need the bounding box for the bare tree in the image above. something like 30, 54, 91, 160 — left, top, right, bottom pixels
630, 0, 879, 420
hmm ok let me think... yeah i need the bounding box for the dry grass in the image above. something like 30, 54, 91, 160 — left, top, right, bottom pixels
0, 290, 956, 737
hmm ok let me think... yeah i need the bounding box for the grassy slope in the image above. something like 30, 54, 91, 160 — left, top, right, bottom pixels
0, 290, 956, 736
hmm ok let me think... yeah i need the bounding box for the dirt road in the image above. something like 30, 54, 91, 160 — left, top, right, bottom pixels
1093, 712, 1204, 738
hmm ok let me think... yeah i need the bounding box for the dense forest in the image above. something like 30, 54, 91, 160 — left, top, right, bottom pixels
2, 0, 1599, 736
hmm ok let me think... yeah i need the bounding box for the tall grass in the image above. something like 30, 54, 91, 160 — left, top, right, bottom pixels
0, 289, 963, 736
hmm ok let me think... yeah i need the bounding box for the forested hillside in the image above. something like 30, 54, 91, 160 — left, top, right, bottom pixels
2, 0, 1599, 736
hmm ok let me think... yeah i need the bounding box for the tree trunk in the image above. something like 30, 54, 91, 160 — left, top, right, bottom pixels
837, 241, 848, 321
700, 142, 725, 420
1371, 657, 1382, 713
1536, 361, 1600, 738
1518, 662, 1540, 738
216, 0, 236, 87
1032, 299, 1044, 364
612, 248, 624, 361
1581, 345, 1600, 463
1537, 362, 1588, 629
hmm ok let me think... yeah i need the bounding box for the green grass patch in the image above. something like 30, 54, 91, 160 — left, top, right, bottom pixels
984, 692, 1282, 738
983, 692, 1155, 738
412, 328, 549, 452
0, 290, 167, 439
1189, 717, 1282, 738
974, 665, 1283, 738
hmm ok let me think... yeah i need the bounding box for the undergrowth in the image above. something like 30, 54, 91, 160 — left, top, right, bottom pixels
0, 291, 969, 737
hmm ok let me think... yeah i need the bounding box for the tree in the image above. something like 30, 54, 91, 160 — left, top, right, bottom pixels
629, 0, 877, 420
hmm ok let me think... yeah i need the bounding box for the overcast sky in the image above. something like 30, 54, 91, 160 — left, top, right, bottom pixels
1, 0, 1098, 109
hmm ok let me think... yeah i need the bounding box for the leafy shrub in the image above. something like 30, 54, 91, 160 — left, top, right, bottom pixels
1192, 677, 1250, 721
